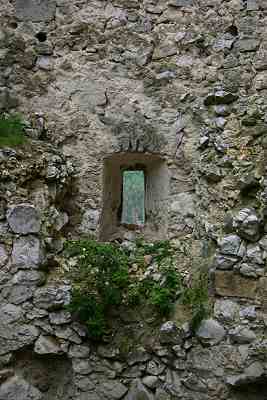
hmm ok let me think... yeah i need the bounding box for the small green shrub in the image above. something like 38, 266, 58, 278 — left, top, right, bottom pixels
65, 239, 209, 340
65, 239, 182, 340
65, 239, 129, 339
0, 114, 26, 147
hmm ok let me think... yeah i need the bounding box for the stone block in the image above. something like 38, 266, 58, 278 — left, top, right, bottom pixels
0, 376, 42, 400
0, 245, 8, 267
196, 319, 225, 346
168, 0, 193, 6
34, 335, 62, 354
247, 0, 259, 10
7, 204, 40, 234
34, 285, 71, 310
239, 39, 260, 52
97, 381, 128, 400
14, 0, 56, 22
214, 271, 257, 299
12, 236, 44, 269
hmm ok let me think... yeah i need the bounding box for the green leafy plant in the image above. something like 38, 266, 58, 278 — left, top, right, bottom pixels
0, 114, 26, 147
65, 239, 209, 340
65, 239, 129, 339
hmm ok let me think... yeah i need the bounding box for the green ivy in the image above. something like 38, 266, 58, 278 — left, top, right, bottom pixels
0, 114, 26, 147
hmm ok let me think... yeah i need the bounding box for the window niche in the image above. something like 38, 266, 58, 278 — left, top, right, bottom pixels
100, 153, 169, 241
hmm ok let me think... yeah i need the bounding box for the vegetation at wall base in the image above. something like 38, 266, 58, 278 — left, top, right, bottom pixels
0, 113, 26, 147
64, 238, 209, 340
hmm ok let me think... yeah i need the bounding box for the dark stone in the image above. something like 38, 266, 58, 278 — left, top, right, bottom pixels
204, 90, 238, 106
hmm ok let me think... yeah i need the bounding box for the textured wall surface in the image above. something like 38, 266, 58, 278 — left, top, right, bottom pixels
0, 0, 267, 399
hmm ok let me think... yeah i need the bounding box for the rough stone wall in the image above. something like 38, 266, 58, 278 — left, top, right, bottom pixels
0, 0, 267, 399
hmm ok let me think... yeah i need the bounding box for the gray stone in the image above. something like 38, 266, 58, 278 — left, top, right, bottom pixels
259, 236, 267, 251
34, 335, 62, 354
196, 319, 225, 346
214, 300, 239, 322
229, 326, 257, 344
26, 308, 48, 320
0, 245, 8, 267
0, 323, 39, 355
239, 263, 257, 278
7, 204, 40, 234
124, 379, 154, 400
159, 321, 183, 345
226, 362, 264, 387
168, 0, 193, 6
80, 209, 100, 233
247, 0, 259, 10
68, 344, 90, 358
218, 235, 244, 257
214, 254, 238, 270
213, 33, 236, 52
155, 388, 171, 400
49, 310, 71, 325
12, 270, 45, 286
36, 56, 53, 71
171, 192, 195, 217
254, 51, 267, 71
214, 105, 231, 116
204, 90, 238, 106
240, 306, 257, 320
34, 285, 71, 310
182, 374, 207, 393
0, 304, 23, 324
6, 285, 34, 305
97, 381, 128, 400
12, 236, 44, 269
239, 39, 260, 53
172, 345, 186, 358
246, 244, 264, 264
233, 208, 260, 242
74, 375, 94, 391
72, 358, 92, 375
128, 347, 151, 365
152, 42, 177, 60
54, 326, 82, 344
97, 345, 120, 359
53, 211, 69, 232
142, 376, 158, 389
146, 360, 165, 376
14, 0, 56, 22
0, 376, 42, 400
66, 81, 107, 113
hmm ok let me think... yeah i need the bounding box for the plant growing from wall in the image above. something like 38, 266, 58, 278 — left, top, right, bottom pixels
64, 238, 209, 340
0, 114, 26, 147
65, 239, 129, 339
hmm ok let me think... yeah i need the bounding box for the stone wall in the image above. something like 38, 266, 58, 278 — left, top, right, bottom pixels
0, 0, 267, 399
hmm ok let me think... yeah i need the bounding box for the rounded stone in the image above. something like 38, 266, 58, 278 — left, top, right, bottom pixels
196, 319, 225, 346
7, 204, 41, 234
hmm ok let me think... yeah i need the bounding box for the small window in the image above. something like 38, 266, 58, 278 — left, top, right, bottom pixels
100, 153, 169, 241
121, 170, 145, 226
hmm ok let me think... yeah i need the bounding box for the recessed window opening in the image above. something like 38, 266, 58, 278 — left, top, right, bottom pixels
121, 170, 145, 226
100, 153, 169, 241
